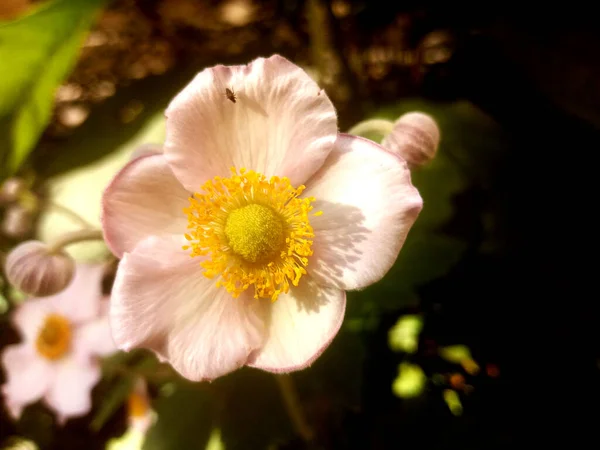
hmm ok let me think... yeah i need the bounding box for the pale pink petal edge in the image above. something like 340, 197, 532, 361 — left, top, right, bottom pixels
247, 290, 346, 373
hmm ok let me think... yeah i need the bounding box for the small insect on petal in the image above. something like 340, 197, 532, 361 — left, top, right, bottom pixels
225, 88, 237, 103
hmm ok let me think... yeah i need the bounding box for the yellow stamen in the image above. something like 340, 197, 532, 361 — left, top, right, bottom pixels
184, 168, 317, 301
35, 314, 71, 360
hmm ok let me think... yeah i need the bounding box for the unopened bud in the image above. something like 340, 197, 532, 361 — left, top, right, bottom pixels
4, 241, 75, 297
0, 177, 25, 204
2, 205, 33, 238
381, 112, 440, 168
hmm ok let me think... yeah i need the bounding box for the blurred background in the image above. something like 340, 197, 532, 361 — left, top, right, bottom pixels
0, 0, 598, 448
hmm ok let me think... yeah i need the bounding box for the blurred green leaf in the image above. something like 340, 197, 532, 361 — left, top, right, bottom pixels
392, 363, 426, 399
0, 0, 107, 178
143, 378, 214, 450
90, 377, 134, 432
442, 389, 463, 416
215, 369, 294, 450
410, 153, 465, 231
296, 329, 366, 409
438, 345, 473, 364
390, 231, 467, 287
388, 315, 423, 353
204, 429, 225, 450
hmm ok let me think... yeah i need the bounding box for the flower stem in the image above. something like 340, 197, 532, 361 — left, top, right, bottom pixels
347, 119, 395, 140
46, 200, 95, 229
275, 374, 314, 442
47, 228, 104, 254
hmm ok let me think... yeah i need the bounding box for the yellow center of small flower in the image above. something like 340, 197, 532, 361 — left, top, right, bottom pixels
184, 168, 320, 301
35, 314, 72, 360
127, 392, 150, 418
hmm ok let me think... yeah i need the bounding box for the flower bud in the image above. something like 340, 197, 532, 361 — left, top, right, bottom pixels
2, 205, 33, 238
381, 112, 440, 168
4, 241, 75, 297
0, 177, 25, 204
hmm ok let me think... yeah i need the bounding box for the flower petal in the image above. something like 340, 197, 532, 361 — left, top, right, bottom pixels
248, 277, 345, 372
44, 357, 101, 422
50, 264, 105, 325
102, 154, 190, 258
74, 301, 116, 358
12, 264, 104, 339
1, 343, 54, 418
12, 297, 54, 343
129, 143, 162, 161
304, 134, 423, 290
164, 54, 338, 191
110, 235, 267, 381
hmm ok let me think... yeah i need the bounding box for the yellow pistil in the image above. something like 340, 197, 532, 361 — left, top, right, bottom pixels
35, 314, 72, 360
184, 168, 318, 301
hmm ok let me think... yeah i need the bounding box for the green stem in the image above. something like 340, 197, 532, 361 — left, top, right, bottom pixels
46, 200, 95, 229
275, 374, 314, 442
47, 228, 104, 254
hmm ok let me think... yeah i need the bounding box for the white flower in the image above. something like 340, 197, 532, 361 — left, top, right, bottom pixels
102, 55, 423, 381
1, 265, 116, 423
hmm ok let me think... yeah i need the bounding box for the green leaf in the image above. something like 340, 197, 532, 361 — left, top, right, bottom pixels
390, 231, 467, 287
215, 369, 294, 450
438, 345, 473, 364
392, 363, 426, 399
143, 378, 215, 450
90, 377, 135, 432
0, 0, 108, 177
388, 315, 424, 353
295, 329, 366, 409
410, 153, 465, 231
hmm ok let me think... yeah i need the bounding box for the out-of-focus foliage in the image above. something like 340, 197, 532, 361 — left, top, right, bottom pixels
0, 0, 107, 179
439, 345, 473, 364
442, 389, 463, 416
392, 362, 426, 399
388, 315, 423, 353
143, 379, 214, 450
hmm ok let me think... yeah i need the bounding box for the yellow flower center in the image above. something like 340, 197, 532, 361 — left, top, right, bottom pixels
35, 314, 72, 360
184, 168, 320, 301
225, 204, 284, 263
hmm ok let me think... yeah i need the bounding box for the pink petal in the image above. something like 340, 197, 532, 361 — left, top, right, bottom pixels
102, 154, 190, 258
44, 357, 101, 422
304, 134, 423, 290
110, 235, 267, 381
12, 297, 55, 343
129, 143, 162, 161
248, 277, 346, 372
49, 264, 105, 325
74, 301, 116, 358
164, 55, 338, 191
1, 343, 54, 419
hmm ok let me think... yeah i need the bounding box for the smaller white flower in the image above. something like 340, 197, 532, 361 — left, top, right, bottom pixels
1, 265, 116, 423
